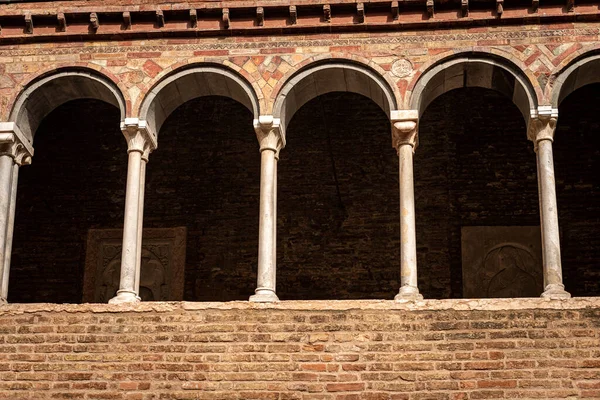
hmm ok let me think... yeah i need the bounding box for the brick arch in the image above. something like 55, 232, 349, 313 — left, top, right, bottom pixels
272, 57, 399, 137
547, 48, 600, 108
133, 58, 264, 116
8, 65, 128, 144
137, 63, 261, 141
407, 51, 539, 123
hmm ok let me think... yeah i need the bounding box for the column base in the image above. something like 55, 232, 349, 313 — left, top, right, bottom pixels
108, 290, 140, 305
394, 286, 423, 301
249, 289, 279, 303
541, 284, 571, 300
0, 297, 6, 305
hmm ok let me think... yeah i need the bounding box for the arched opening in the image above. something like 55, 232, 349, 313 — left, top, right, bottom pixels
140, 65, 259, 138
7, 70, 127, 304
417, 88, 539, 299
274, 61, 398, 299
10, 70, 126, 144
274, 61, 396, 135
553, 83, 600, 297
139, 65, 260, 301
411, 55, 540, 299
410, 55, 535, 122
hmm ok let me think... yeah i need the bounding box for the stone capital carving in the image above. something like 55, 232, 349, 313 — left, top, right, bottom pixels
528, 107, 558, 144
254, 116, 285, 153
391, 110, 419, 151
0, 122, 34, 166
121, 118, 157, 156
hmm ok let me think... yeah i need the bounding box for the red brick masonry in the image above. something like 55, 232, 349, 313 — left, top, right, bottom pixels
0, 298, 599, 399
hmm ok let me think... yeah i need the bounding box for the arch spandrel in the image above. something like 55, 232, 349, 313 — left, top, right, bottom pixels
9, 69, 127, 144
408, 53, 538, 124
138, 65, 260, 140
272, 60, 398, 136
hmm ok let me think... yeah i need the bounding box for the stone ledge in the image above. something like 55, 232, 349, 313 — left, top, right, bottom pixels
0, 297, 598, 314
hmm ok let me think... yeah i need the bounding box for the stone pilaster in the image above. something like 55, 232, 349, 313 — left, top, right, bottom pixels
0, 123, 33, 304
391, 110, 423, 301
250, 116, 285, 302
109, 119, 156, 304
528, 107, 570, 299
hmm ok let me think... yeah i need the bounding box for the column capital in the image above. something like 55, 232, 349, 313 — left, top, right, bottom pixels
254, 116, 286, 153
121, 118, 158, 155
528, 106, 558, 144
0, 123, 34, 166
391, 110, 419, 150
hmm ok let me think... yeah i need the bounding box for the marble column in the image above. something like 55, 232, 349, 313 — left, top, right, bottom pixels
528, 107, 570, 299
110, 119, 156, 304
0, 123, 33, 304
250, 116, 285, 302
392, 111, 423, 301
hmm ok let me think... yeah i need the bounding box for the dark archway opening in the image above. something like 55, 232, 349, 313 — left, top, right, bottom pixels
417, 87, 539, 299
555, 83, 600, 297
9, 99, 126, 303
144, 96, 260, 301
279, 92, 399, 300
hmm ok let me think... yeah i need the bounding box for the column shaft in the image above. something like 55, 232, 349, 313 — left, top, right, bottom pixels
0, 155, 14, 303
395, 144, 422, 300
272, 154, 278, 287
537, 139, 570, 298
110, 149, 142, 304
250, 148, 279, 302
1, 164, 18, 301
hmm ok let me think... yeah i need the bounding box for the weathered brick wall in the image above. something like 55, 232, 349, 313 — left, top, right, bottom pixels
0, 299, 599, 399
8, 87, 600, 302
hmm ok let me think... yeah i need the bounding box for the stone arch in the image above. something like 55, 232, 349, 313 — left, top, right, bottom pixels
549, 51, 600, 108
138, 64, 260, 140
9, 68, 127, 144
409, 53, 537, 123
272, 59, 398, 136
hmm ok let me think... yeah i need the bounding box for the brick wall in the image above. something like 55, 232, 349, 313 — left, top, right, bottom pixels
0, 299, 599, 399
7, 87, 600, 303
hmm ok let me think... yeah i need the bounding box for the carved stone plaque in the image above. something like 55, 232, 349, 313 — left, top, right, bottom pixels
461, 226, 543, 298
83, 227, 186, 303
391, 58, 413, 78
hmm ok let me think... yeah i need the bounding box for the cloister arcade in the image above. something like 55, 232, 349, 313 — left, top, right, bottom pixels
0, 51, 598, 304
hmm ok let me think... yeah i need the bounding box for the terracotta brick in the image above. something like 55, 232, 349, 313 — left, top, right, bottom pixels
326, 383, 365, 392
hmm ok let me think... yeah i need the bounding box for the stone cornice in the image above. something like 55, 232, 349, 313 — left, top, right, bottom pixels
1, 297, 599, 313
0, 27, 595, 56
0, 0, 598, 44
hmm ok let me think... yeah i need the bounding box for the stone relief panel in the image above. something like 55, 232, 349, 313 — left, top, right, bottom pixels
83, 228, 186, 303
461, 226, 543, 298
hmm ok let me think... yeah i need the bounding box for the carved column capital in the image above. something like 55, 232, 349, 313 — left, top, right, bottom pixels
391, 110, 419, 151
121, 118, 157, 156
528, 106, 558, 144
254, 116, 286, 153
0, 123, 34, 166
